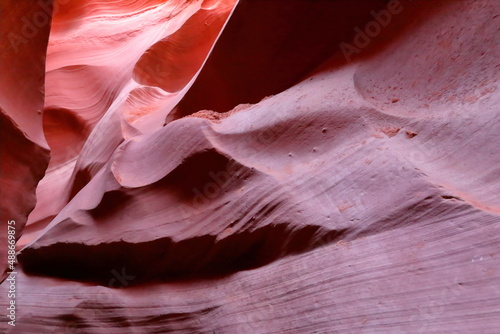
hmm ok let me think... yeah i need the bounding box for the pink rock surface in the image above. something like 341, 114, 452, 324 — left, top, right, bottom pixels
1, 0, 500, 333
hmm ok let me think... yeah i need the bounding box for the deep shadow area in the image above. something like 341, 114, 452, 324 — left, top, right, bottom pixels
0, 112, 49, 242
173, 0, 389, 117
89, 190, 133, 220
67, 167, 92, 202
155, 148, 242, 202
18, 224, 346, 286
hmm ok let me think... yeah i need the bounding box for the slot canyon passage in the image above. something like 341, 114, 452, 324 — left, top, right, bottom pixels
0, 0, 499, 332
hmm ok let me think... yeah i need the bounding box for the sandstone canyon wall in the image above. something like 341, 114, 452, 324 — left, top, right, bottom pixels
1, 0, 499, 333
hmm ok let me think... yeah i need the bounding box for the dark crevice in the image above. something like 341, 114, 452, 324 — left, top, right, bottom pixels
18, 224, 347, 286
68, 167, 92, 202
154, 149, 244, 202
441, 195, 464, 201
90, 191, 133, 220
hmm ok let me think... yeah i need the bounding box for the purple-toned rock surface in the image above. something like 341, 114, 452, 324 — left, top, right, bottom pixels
1, 0, 499, 333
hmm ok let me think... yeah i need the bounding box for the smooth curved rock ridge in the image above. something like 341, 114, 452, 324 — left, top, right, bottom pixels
23, 0, 238, 246
1, 0, 500, 333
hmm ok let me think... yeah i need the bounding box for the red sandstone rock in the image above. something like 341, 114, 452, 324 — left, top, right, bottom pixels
0, 0, 52, 280
1, 0, 500, 333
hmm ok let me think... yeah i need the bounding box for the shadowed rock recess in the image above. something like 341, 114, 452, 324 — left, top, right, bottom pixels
1, 0, 499, 333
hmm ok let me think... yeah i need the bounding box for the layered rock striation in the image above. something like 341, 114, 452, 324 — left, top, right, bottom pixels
1, 0, 499, 333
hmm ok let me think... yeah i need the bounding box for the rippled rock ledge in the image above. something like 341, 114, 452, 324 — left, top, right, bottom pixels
1, 0, 499, 333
